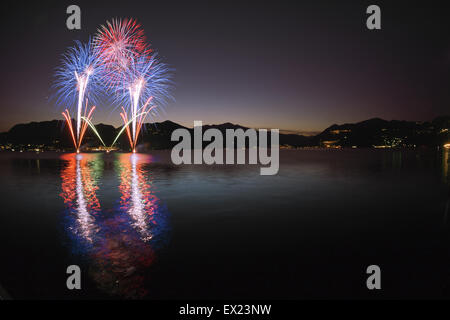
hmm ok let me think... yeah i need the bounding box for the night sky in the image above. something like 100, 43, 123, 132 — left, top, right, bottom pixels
1, 0, 449, 133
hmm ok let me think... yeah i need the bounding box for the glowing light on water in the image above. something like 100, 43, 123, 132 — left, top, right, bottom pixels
129, 154, 151, 240
117, 153, 163, 242
60, 153, 170, 298
60, 154, 101, 244
75, 158, 95, 242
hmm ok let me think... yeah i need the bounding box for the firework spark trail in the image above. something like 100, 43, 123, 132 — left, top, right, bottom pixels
79, 106, 97, 148
75, 68, 93, 139
111, 55, 172, 151
54, 18, 172, 153
116, 98, 155, 151
62, 105, 96, 151
120, 108, 133, 148
112, 108, 154, 149
128, 78, 144, 141
54, 40, 104, 152
94, 18, 172, 152
62, 110, 77, 148
81, 115, 106, 147
134, 98, 156, 147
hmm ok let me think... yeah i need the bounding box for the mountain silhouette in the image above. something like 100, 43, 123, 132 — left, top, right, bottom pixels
0, 116, 449, 151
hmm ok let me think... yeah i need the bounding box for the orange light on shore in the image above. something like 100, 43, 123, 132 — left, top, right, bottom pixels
444, 143, 450, 149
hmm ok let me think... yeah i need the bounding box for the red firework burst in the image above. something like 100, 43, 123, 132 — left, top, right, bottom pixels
94, 18, 151, 86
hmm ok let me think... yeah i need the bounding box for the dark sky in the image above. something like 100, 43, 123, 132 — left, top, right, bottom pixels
0, 0, 449, 133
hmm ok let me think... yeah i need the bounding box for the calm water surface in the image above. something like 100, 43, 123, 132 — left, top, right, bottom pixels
0, 149, 449, 299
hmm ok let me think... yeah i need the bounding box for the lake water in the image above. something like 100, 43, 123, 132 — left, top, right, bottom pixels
0, 149, 449, 299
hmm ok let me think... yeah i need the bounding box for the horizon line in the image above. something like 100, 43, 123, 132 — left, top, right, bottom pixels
2, 115, 450, 137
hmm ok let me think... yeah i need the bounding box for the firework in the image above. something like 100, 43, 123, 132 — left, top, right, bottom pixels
94, 18, 150, 88
53, 18, 172, 153
54, 40, 104, 152
112, 54, 172, 152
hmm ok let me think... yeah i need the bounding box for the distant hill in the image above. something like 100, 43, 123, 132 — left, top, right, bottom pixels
315, 117, 450, 148
0, 120, 190, 151
0, 116, 449, 151
0, 120, 118, 149
135, 121, 310, 150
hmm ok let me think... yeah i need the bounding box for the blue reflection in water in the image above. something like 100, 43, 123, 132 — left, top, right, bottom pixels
60, 153, 170, 298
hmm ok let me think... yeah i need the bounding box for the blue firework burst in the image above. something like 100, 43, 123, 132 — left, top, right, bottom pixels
53, 39, 105, 111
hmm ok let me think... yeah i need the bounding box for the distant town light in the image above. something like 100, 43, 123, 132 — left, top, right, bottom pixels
444, 143, 450, 149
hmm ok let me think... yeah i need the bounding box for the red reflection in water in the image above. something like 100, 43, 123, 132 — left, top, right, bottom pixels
59, 153, 167, 298
60, 153, 101, 242
118, 153, 161, 242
